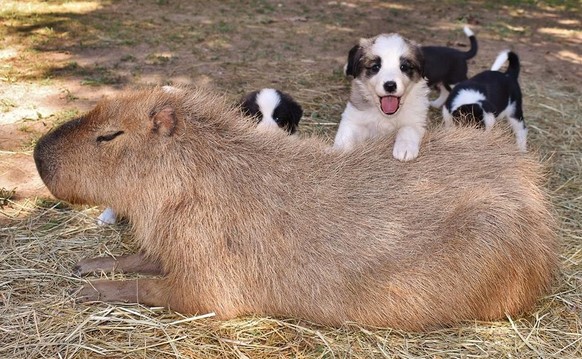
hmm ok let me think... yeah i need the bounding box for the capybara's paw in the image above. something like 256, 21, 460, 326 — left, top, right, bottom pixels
74, 282, 128, 303
74, 284, 102, 303
73, 257, 115, 277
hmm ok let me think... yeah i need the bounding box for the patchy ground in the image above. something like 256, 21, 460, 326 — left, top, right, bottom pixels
1, 0, 581, 357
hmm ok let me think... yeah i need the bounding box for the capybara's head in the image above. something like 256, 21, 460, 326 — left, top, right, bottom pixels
33, 87, 245, 207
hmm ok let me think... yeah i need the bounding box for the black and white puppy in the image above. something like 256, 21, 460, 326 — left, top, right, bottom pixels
442, 50, 527, 152
97, 87, 303, 226
240, 88, 303, 135
335, 33, 429, 161
422, 26, 478, 108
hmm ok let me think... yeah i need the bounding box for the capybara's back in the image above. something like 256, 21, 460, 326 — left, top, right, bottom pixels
34, 87, 558, 331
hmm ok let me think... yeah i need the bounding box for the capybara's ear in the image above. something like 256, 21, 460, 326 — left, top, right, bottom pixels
150, 107, 176, 136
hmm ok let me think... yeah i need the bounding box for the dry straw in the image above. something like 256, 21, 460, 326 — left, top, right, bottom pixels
2, 78, 581, 358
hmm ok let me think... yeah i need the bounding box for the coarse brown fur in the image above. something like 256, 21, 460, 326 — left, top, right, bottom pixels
33, 86, 559, 331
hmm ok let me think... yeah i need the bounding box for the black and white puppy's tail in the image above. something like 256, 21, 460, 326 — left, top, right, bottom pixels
491, 50, 520, 79
462, 26, 478, 60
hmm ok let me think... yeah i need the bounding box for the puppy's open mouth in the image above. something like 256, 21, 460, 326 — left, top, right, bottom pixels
380, 96, 401, 115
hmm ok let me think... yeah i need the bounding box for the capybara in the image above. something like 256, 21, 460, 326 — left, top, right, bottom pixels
33, 86, 558, 331
96, 86, 302, 226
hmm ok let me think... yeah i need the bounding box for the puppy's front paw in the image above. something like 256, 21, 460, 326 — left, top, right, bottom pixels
393, 140, 420, 161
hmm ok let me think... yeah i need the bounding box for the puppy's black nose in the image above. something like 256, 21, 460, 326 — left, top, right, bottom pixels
383, 81, 397, 93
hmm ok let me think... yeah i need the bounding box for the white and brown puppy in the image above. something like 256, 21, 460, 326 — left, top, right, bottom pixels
335, 33, 429, 161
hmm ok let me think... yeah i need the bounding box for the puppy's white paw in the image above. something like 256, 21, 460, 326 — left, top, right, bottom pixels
393, 140, 420, 161
97, 207, 117, 226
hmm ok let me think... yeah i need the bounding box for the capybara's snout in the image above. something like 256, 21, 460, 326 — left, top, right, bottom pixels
33, 117, 88, 201
33, 130, 55, 185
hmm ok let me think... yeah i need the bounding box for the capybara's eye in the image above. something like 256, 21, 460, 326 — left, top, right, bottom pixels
96, 131, 124, 143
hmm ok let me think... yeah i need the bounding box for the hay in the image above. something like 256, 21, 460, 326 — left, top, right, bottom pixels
1, 0, 581, 357
1, 82, 581, 357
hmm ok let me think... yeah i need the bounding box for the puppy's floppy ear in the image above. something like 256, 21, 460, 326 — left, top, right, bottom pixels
288, 98, 303, 126
149, 106, 176, 136
345, 44, 364, 77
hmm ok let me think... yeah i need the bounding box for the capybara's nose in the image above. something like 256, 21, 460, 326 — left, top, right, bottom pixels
33, 135, 54, 183
33, 141, 46, 178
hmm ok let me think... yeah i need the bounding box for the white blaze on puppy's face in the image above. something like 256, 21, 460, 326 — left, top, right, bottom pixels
255, 88, 282, 131
354, 34, 423, 117
369, 35, 409, 97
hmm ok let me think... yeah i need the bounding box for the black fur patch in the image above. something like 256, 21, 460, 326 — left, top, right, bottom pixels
271, 90, 303, 134
452, 104, 485, 127
345, 44, 364, 77
240, 91, 263, 124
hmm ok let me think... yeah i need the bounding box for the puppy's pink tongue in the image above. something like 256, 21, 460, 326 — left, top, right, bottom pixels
380, 96, 400, 115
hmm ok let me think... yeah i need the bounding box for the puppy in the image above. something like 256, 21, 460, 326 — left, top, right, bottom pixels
335, 33, 429, 161
422, 26, 478, 108
442, 50, 527, 152
240, 88, 303, 135
97, 87, 303, 226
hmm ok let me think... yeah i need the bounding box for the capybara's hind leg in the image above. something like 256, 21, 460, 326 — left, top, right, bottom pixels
73, 252, 162, 276
76, 278, 170, 307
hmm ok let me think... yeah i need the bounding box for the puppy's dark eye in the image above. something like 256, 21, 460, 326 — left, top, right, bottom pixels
400, 62, 413, 73
370, 63, 381, 72
96, 131, 124, 143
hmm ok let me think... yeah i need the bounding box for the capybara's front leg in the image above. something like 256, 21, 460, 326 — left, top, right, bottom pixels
73, 252, 162, 276
76, 279, 170, 307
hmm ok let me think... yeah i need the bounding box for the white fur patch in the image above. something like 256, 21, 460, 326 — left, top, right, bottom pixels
393, 126, 424, 161
491, 50, 510, 71
498, 100, 516, 120
162, 85, 180, 93
508, 117, 528, 152
483, 113, 496, 131
368, 35, 410, 98
463, 26, 474, 37
430, 83, 449, 108
255, 88, 281, 131
97, 207, 117, 226
442, 106, 454, 128
450, 89, 486, 112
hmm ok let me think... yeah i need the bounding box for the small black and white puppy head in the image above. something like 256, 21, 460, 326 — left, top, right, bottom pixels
345, 34, 425, 116
240, 88, 303, 135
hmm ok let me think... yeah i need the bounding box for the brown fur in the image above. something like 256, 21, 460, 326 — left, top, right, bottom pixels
34, 86, 559, 331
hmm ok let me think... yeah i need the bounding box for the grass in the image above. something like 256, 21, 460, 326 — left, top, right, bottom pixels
1, 0, 581, 357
